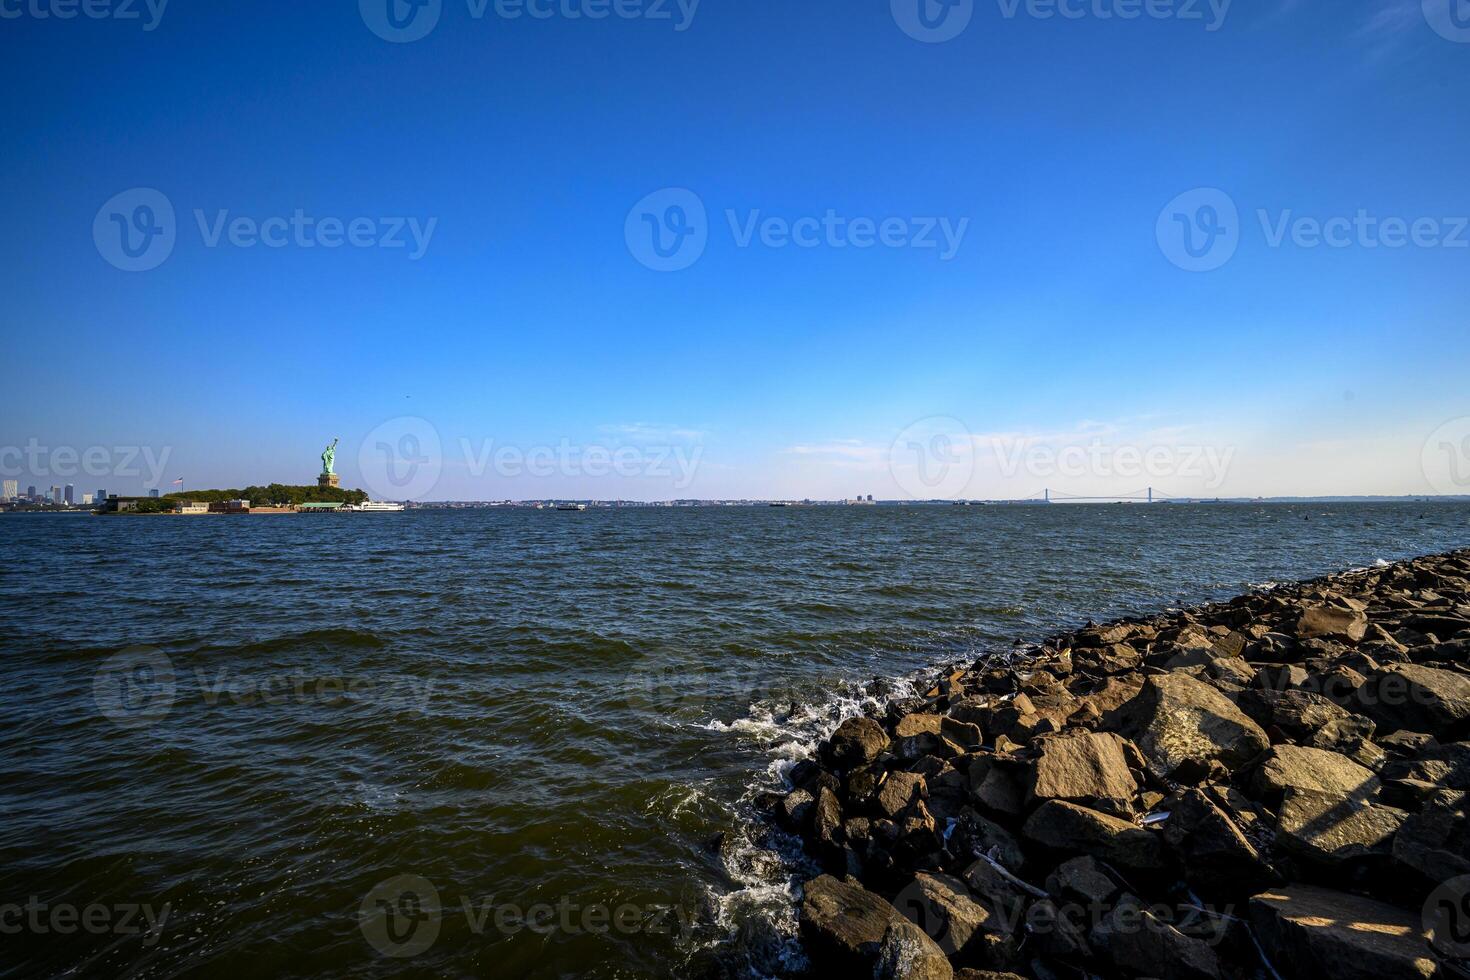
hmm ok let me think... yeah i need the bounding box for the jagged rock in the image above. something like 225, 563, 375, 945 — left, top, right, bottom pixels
942, 716, 984, 749
955, 810, 1027, 872
1093, 904, 1222, 980
779, 788, 814, 830
1028, 731, 1138, 814
1028, 897, 1092, 959
874, 918, 955, 980
879, 772, 928, 819
1044, 855, 1117, 906
1250, 884, 1435, 979
1111, 673, 1271, 782
1022, 800, 1166, 871
1276, 787, 1407, 863
960, 858, 1029, 929
1162, 788, 1277, 894
1237, 688, 1364, 742
896, 713, 943, 738
1074, 643, 1142, 675
800, 875, 915, 973
1297, 605, 1369, 643
1357, 664, 1470, 739
1251, 744, 1378, 798
824, 716, 889, 769
1392, 792, 1470, 879
893, 872, 1005, 962
968, 757, 1025, 817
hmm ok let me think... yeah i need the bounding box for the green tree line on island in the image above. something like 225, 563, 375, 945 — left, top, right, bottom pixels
161, 484, 369, 507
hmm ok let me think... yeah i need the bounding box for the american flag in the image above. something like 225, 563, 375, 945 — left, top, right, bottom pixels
171, 478, 183, 486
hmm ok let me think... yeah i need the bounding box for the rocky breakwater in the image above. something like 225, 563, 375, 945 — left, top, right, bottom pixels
765, 549, 1470, 980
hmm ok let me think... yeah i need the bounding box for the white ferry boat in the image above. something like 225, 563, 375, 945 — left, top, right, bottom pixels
345, 500, 405, 512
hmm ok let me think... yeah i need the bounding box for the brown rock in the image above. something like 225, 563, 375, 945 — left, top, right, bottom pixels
1252, 744, 1378, 798
1111, 673, 1271, 782
1162, 788, 1277, 894
874, 918, 955, 980
1022, 800, 1167, 871
1250, 884, 1435, 980
1357, 664, 1470, 740
825, 716, 889, 769
800, 875, 919, 974
1276, 787, 1407, 864
878, 772, 928, 819
1297, 605, 1369, 643
1028, 731, 1138, 813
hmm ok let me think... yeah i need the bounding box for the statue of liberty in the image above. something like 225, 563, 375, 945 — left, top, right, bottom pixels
321, 438, 339, 476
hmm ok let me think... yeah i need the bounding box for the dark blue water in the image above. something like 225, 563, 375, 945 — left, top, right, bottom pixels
2, 503, 1468, 978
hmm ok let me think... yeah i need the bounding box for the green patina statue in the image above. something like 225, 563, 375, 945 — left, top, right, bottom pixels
321, 438, 339, 476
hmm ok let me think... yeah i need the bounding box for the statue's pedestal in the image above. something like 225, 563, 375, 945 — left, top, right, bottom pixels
318, 473, 340, 490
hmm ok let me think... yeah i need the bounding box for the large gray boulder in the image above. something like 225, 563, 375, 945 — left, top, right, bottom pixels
800, 875, 935, 974
874, 918, 955, 980
1111, 673, 1270, 781
1275, 787, 1407, 864
1022, 800, 1166, 871
1297, 605, 1369, 643
1027, 731, 1138, 814
1251, 744, 1378, 798
824, 716, 890, 769
1250, 884, 1436, 979
1357, 664, 1470, 739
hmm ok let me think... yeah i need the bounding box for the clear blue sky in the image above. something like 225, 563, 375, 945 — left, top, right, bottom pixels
3, 0, 1468, 500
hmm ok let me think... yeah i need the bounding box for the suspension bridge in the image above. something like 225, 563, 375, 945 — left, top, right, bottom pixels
1001, 487, 1212, 504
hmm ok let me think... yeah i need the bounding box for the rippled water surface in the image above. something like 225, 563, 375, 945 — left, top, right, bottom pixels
3, 503, 1469, 978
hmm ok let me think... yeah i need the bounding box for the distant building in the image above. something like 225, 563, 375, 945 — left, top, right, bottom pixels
81, 493, 94, 505
175, 501, 209, 515
27, 485, 37, 499
149, 489, 160, 498
64, 484, 74, 505
1, 480, 16, 500
50, 486, 62, 504
97, 488, 107, 503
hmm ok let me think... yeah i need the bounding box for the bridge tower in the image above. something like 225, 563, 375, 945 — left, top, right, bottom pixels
1148, 487, 1153, 504
1044, 488, 1050, 504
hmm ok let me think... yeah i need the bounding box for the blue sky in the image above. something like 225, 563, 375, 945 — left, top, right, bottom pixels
2, 0, 1468, 500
